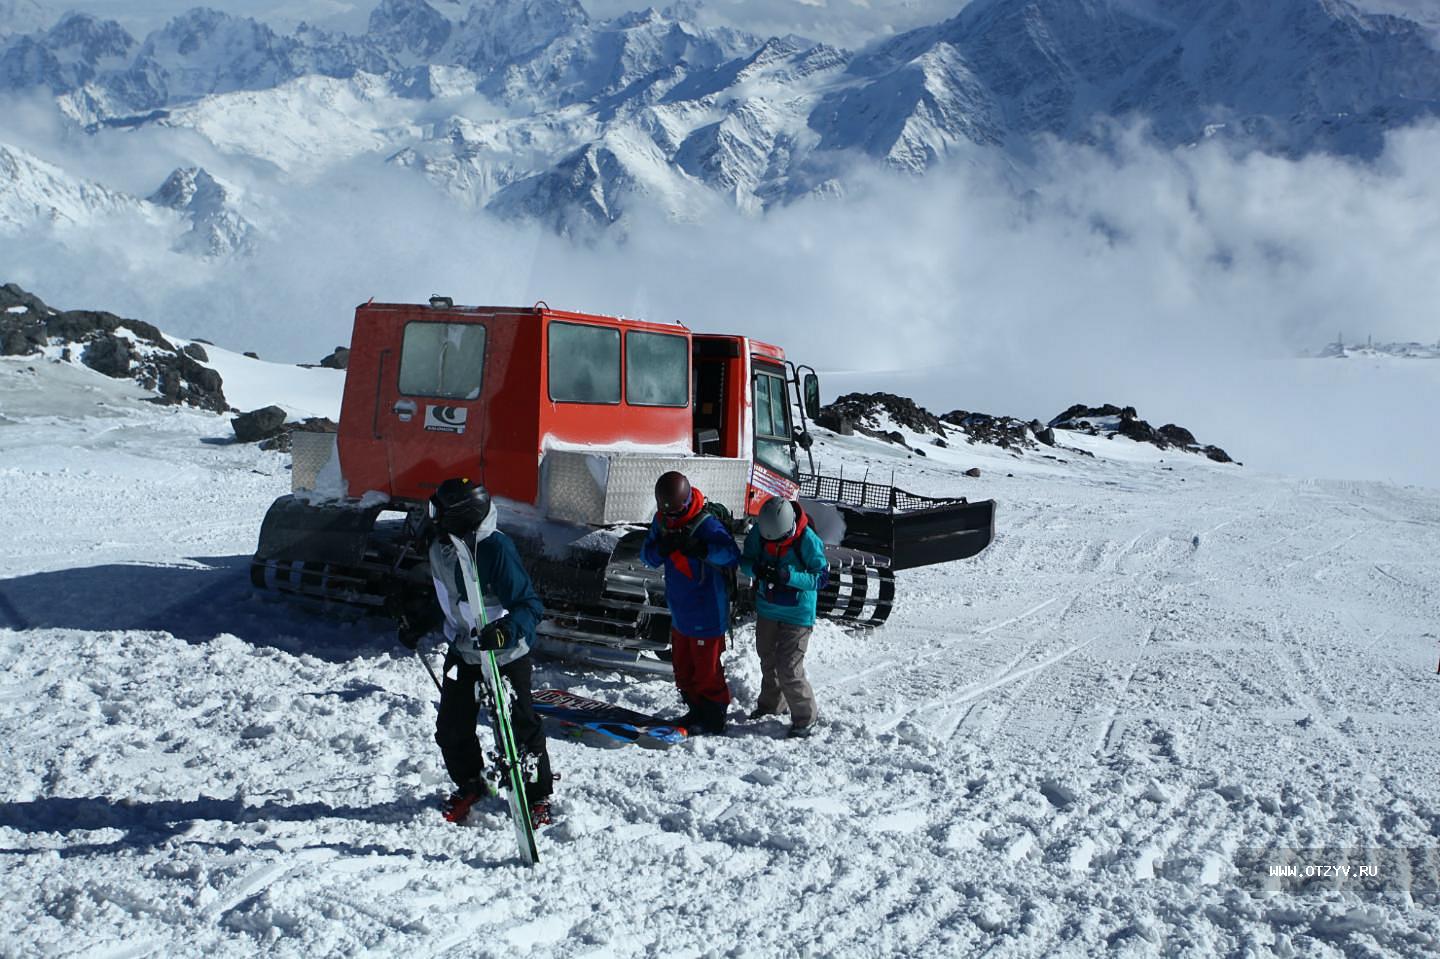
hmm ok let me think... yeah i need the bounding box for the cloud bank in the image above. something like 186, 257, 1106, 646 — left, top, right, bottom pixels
4, 112, 1439, 487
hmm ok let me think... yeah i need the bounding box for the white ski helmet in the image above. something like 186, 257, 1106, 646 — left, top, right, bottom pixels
756, 497, 796, 541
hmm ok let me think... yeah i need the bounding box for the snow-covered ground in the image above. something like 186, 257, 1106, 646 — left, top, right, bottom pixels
1, 353, 1438, 956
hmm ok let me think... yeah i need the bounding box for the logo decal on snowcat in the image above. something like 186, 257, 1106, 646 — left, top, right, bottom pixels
425, 405, 468, 433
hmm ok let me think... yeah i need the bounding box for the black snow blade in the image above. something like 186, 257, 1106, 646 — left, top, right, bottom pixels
253, 494, 388, 566
822, 498, 996, 572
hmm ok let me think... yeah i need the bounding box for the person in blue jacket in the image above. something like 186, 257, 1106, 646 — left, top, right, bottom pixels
640, 470, 741, 735
393, 477, 554, 827
739, 496, 829, 738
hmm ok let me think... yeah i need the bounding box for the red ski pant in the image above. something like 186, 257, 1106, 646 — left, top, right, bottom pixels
670, 628, 731, 705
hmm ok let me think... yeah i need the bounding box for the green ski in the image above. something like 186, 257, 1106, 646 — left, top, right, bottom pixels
447, 532, 540, 866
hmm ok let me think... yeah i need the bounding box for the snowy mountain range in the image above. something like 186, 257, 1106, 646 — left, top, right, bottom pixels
2, 0, 1439, 242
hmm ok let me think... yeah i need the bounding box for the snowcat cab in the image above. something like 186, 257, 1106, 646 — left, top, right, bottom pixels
252, 298, 995, 671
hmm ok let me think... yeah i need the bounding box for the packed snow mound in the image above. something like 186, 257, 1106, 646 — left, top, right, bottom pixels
1049, 403, 1235, 464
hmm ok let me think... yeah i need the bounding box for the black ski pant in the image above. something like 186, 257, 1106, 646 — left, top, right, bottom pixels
435, 647, 553, 802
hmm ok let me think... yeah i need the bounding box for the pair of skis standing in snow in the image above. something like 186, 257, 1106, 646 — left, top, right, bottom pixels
394, 471, 828, 864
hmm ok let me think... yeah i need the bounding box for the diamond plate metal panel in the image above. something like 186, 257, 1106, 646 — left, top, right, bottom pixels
290, 430, 338, 493
541, 451, 750, 525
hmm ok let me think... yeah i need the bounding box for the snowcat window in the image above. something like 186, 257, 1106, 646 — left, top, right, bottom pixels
549, 322, 620, 404
399, 321, 486, 400
753, 368, 795, 477
625, 331, 689, 407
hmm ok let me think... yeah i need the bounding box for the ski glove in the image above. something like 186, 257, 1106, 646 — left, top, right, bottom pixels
680, 537, 708, 559
477, 620, 510, 651
656, 530, 686, 555
753, 560, 784, 584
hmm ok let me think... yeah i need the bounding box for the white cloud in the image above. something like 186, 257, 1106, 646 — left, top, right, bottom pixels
4, 103, 1440, 487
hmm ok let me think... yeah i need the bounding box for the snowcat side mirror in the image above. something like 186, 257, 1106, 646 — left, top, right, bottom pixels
429, 295, 454, 309
802, 372, 821, 421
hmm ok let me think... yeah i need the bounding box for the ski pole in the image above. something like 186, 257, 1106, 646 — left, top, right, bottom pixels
417, 649, 443, 693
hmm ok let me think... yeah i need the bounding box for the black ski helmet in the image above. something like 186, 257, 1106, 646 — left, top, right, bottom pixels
429, 477, 492, 534
654, 471, 692, 516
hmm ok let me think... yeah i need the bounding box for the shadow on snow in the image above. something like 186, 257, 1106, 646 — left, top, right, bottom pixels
0, 555, 395, 661
0, 793, 457, 862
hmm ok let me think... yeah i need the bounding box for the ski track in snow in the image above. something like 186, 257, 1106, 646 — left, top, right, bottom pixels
2, 356, 1440, 956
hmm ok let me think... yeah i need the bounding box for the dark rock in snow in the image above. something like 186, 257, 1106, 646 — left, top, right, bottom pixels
81, 332, 134, 377
1202, 445, 1233, 464
232, 405, 289, 443
1050, 402, 1235, 464
941, 409, 1038, 451
1117, 415, 1161, 446
181, 342, 209, 362
244, 351, 259, 359
319, 346, 350, 370
1158, 424, 1196, 446
963, 467, 981, 477
260, 417, 339, 452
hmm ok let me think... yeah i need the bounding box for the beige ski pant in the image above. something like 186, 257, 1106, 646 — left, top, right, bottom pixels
754, 617, 817, 726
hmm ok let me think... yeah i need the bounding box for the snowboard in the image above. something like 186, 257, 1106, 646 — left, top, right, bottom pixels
533, 689, 688, 747
448, 533, 540, 867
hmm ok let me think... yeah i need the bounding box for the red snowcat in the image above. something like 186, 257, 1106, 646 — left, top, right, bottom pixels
252, 297, 995, 671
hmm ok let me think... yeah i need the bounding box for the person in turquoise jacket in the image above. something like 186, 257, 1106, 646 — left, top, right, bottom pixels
739, 496, 829, 738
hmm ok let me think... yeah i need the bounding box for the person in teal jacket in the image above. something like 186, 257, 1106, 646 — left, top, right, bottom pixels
739, 496, 829, 738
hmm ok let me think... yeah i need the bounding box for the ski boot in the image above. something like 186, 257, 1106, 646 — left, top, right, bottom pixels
442, 779, 493, 823
529, 800, 553, 829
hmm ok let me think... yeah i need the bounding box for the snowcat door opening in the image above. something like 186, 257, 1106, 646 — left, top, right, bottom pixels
379, 318, 489, 496
692, 337, 741, 457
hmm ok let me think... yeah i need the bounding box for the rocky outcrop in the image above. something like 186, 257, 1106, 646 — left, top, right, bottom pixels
940, 410, 1043, 452
0, 282, 229, 412
815, 392, 948, 442
319, 346, 350, 369
1049, 403, 1235, 464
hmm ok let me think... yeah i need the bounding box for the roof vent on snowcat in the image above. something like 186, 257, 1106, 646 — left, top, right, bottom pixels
428, 295, 453, 309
